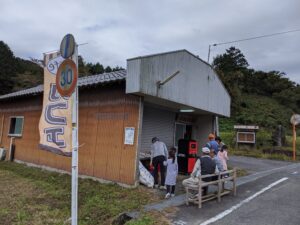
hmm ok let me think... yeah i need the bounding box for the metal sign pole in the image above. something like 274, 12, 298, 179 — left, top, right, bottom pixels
71, 44, 79, 225
293, 123, 296, 161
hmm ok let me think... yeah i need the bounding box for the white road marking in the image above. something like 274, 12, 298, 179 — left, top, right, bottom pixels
199, 177, 289, 225
291, 171, 298, 174
173, 220, 187, 225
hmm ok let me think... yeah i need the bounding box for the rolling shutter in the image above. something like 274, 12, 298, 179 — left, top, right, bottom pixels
140, 106, 176, 154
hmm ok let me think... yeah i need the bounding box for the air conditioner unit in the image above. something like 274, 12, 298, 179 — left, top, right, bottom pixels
0, 148, 6, 160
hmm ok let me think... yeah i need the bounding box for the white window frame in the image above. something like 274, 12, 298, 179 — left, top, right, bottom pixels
8, 116, 24, 137
236, 131, 255, 144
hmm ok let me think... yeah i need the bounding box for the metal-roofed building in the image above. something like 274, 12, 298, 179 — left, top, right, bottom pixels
0, 50, 230, 186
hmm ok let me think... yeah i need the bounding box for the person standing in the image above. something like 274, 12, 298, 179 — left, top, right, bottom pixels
206, 133, 219, 155
210, 148, 224, 173
164, 147, 178, 198
150, 137, 168, 189
215, 136, 225, 153
218, 145, 229, 171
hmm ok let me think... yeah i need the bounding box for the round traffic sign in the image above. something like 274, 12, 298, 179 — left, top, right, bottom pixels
60, 34, 76, 59
291, 114, 300, 126
56, 59, 78, 97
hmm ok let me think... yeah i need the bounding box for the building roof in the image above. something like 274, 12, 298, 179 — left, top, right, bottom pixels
0, 70, 126, 100
127, 49, 212, 68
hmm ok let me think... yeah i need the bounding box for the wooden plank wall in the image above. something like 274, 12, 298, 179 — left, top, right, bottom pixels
0, 84, 141, 185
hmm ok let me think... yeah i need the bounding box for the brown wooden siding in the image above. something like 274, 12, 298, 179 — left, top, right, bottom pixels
0, 84, 140, 185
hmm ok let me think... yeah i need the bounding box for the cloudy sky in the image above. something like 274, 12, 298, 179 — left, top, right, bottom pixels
1, 0, 299, 83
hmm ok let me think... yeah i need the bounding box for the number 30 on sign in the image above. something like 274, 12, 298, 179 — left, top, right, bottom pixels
56, 59, 78, 97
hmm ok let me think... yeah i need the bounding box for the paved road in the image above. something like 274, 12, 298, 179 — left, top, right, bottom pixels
228, 156, 292, 174
169, 157, 300, 225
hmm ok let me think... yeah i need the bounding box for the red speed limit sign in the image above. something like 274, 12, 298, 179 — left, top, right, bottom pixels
56, 59, 78, 97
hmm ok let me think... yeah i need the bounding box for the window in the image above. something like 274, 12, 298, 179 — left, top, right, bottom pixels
8, 117, 24, 137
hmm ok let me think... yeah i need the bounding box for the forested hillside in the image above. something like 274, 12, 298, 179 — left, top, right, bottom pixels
1, 41, 298, 131
213, 47, 300, 131
0, 41, 123, 95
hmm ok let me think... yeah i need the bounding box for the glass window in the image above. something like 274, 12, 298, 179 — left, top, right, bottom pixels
8, 117, 24, 137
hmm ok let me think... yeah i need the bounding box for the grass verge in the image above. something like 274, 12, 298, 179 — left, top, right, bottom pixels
0, 161, 160, 225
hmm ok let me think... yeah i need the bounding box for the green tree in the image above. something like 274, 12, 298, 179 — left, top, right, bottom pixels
104, 66, 112, 73
213, 46, 249, 74
213, 47, 248, 115
213, 46, 299, 130
0, 41, 16, 94
78, 55, 89, 77
92, 63, 105, 74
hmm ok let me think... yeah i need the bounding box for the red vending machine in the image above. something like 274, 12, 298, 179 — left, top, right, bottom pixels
177, 139, 198, 174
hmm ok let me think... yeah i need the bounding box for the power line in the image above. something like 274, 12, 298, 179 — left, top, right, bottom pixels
207, 28, 300, 62
212, 28, 300, 46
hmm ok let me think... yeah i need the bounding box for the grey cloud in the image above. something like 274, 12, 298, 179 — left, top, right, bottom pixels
0, 0, 299, 83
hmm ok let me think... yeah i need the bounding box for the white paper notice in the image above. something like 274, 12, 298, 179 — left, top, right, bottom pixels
124, 127, 135, 145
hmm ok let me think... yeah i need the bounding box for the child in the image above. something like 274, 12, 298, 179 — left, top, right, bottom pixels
164, 147, 178, 198
218, 145, 229, 172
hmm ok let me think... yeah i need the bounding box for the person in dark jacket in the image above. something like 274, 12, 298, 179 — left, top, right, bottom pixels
182, 147, 216, 195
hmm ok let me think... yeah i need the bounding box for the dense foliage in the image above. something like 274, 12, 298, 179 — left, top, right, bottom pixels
213, 47, 300, 130
78, 55, 124, 77
0, 41, 16, 94
0, 41, 123, 94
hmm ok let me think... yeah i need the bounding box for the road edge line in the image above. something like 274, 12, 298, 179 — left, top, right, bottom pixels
199, 177, 289, 225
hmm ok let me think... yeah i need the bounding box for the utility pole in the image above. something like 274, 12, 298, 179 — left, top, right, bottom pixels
207, 44, 217, 63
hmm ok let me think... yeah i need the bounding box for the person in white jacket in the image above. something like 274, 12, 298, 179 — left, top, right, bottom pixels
164, 147, 178, 198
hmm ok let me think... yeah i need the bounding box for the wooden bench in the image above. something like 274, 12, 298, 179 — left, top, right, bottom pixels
184, 168, 237, 208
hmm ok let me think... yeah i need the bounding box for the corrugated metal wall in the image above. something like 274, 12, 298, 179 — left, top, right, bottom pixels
140, 105, 175, 154
126, 50, 231, 117
0, 84, 141, 185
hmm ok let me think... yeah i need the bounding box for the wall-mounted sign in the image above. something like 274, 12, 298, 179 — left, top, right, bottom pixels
60, 34, 76, 59
56, 59, 78, 97
124, 127, 135, 145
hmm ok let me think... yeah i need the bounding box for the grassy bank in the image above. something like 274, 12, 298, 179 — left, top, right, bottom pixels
0, 161, 161, 225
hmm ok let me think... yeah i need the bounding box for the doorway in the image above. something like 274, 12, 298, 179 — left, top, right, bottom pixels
174, 123, 192, 148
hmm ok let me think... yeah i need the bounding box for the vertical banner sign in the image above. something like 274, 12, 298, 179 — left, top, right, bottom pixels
39, 52, 74, 156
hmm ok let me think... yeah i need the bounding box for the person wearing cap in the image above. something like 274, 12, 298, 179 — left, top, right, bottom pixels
182, 147, 216, 195
150, 137, 168, 189
206, 133, 219, 155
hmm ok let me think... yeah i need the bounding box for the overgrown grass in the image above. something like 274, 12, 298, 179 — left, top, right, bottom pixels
0, 162, 159, 225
